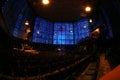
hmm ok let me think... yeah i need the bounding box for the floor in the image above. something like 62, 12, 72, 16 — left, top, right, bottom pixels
76, 62, 97, 80
96, 53, 111, 80
75, 53, 112, 80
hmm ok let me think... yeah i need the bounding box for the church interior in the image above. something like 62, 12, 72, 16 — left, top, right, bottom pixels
0, 0, 120, 80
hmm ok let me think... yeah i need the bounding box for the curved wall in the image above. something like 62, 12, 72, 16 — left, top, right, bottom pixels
33, 17, 90, 44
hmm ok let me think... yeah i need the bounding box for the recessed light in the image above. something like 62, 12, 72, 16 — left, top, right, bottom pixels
85, 6, 91, 12
42, 0, 49, 5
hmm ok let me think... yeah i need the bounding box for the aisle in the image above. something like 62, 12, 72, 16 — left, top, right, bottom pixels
76, 62, 97, 80
96, 53, 111, 80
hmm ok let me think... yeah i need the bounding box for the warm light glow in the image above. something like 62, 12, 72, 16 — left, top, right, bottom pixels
57, 48, 61, 51
26, 28, 31, 33
89, 19, 92, 23
42, 0, 49, 5
25, 20, 29, 26
95, 28, 100, 33
85, 6, 91, 12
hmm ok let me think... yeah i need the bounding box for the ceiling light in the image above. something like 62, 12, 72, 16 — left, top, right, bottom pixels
42, 0, 49, 5
89, 19, 92, 23
25, 20, 29, 26
85, 6, 91, 12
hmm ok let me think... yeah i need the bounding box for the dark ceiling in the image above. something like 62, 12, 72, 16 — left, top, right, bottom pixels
28, 0, 99, 22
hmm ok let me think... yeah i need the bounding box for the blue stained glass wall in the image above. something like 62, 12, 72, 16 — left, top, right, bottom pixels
53, 23, 74, 44
74, 20, 90, 44
2, 0, 90, 44
32, 17, 90, 45
32, 17, 53, 44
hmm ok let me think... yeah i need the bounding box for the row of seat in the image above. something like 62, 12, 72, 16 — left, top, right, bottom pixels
0, 55, 91, 80
1, 49, 89, 78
